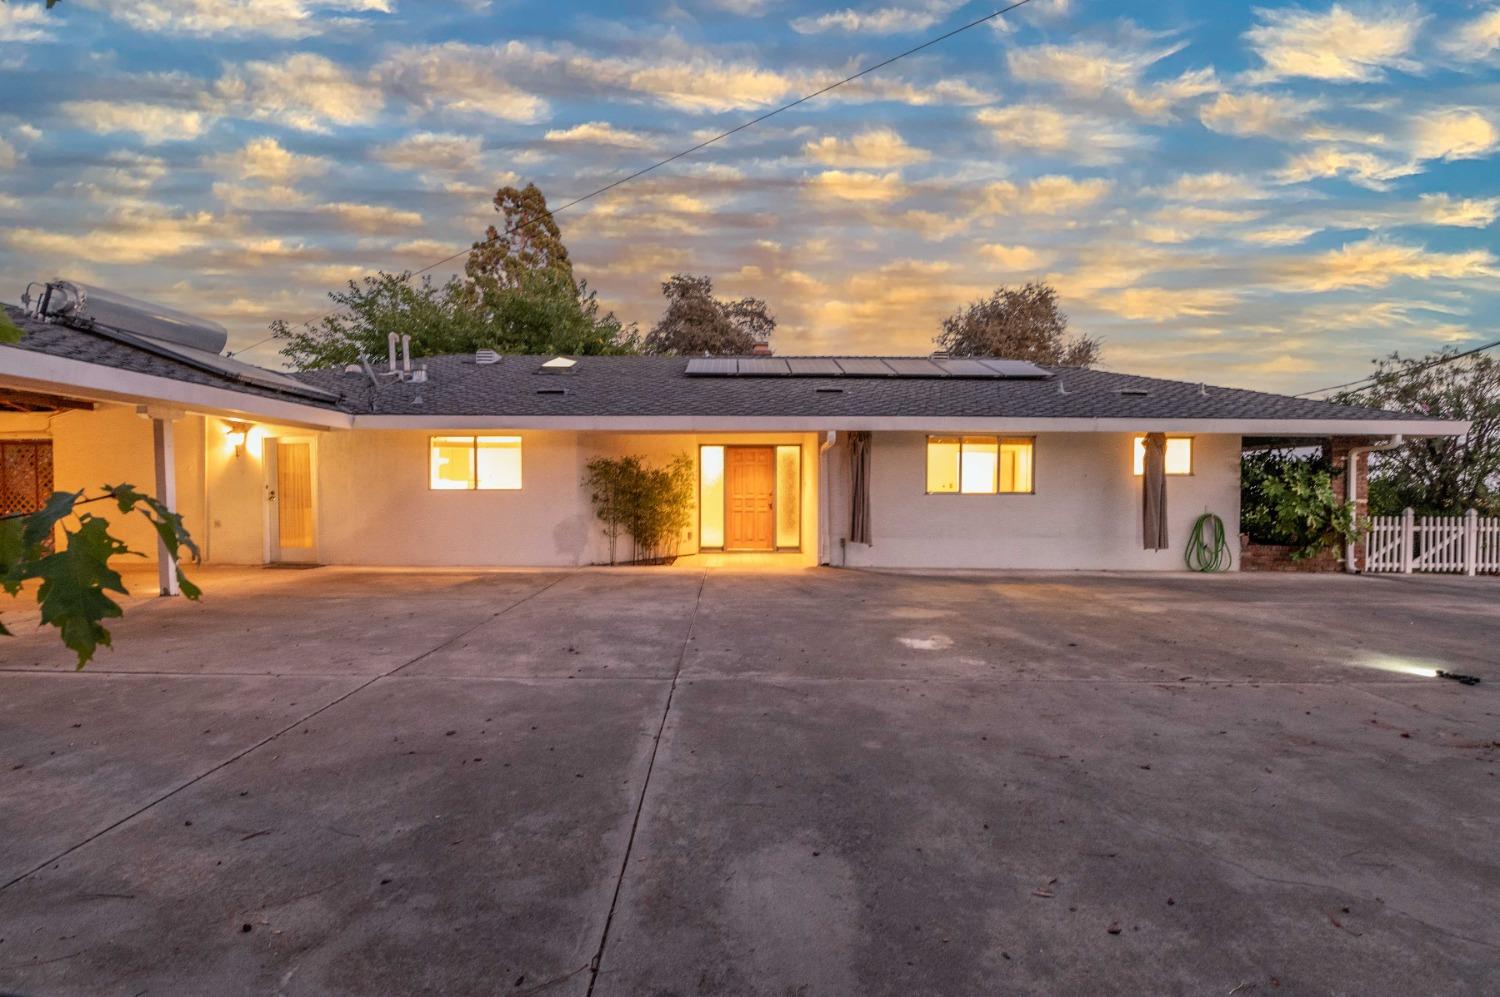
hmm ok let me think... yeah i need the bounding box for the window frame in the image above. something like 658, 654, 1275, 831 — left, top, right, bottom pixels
428, 434, 523, 491
925, 435, 1035, 495
1132, 435, 1194, 477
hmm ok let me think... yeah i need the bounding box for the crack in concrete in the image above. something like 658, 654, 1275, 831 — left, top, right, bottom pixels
585, 570, 708, 997
0, 573, 569, 895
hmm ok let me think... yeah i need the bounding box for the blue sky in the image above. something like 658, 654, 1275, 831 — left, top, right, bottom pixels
0, 0, 1496, 392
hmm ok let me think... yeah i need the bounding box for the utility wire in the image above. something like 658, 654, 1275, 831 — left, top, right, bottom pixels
1294, 336, 1500, 398
230, 0, 1037, 357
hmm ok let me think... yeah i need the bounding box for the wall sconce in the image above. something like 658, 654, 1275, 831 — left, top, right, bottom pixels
224, 420, 251, 457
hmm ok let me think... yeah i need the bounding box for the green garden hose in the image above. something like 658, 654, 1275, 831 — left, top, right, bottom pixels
1185, 512, 1232, 572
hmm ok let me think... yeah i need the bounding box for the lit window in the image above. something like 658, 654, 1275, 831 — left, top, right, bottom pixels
927, 436, 1034, 494
1133, 436, 1193, 476
430, 436, 522, 489
700, 445, 725, 548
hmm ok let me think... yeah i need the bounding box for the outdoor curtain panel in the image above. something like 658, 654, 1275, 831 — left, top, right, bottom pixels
1142, 431, 1168, 550
849, 431, 872, 546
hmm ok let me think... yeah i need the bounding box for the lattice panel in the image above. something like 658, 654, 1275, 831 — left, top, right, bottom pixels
0, 441, 53, 516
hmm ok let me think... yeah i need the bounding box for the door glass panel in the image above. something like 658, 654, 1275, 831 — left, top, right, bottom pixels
700, 445, 725, 548
775, 445, 800, 548
276, 442, 314, 549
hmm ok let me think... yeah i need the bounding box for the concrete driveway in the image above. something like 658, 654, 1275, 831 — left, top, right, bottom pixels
0, 566, 1496, 996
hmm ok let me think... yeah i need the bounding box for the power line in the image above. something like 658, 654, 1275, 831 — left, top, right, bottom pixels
1294, 336, 1500, 398
231, 0, 1038, 357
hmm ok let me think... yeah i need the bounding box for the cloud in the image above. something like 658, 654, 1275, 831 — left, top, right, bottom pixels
804, 169, 908, 203
975, 104, 1146, 164
985, 175, 1113, 215
4, 204, 220, 262
1409, 107, 1498, 161
75, 151, 169, 194
1416, 193, 1500, 228
206, 137, 329, 183
219, 53, 379, 132
1198, 90, 1317, 137
1244, 2, 1425, 82
320, 202, 424, 232
62, 100, 210, 143
1275, 146, 1417, 189
1005, 39, 1218, 121
791, 1, 962, 35
374, 42, 550, 122
1151, 172, 1269, 202
0, 4, 53, 41
0, 137, 15, 170
545, 121, 654, 149
373, 132, 484, 174
1094, 287, 1238, 321
1440, 7, 1500, 62
978, 243, 1050, 269
76, 0, 390, 39
1241, 225, 1321, 246
802, 127, 930, 167
1277, 238, 1495, 291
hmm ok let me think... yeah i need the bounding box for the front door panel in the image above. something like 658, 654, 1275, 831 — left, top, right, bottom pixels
268, 439, 317, 563
725, 447, 775, 550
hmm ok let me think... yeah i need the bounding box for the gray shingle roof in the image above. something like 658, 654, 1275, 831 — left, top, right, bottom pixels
293, 352, 1430, 423
2, 305, 352, 410
3, 303, 1436, 424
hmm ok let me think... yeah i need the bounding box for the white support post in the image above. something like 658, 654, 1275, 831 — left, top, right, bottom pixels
1400, 507, 1414, 575
151, 415, 180, 597
1465, 508, 1478, 577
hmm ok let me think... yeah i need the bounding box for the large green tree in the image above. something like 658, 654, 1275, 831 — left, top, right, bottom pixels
936, 282, 1100, 367
1336, 348, 1500, 515
641, 274, 774, 356
273, 183, 636, 369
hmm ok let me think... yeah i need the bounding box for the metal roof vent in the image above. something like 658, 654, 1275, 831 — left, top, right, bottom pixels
1118, 388, 1151, 396
475, 349, 500, 365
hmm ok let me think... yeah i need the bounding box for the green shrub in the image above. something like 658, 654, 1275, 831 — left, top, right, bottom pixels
1241, 449, 1359, 559
583, 453, 695, 564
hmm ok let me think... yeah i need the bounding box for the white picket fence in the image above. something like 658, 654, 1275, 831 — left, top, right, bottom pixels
1365, 508, 1500, 575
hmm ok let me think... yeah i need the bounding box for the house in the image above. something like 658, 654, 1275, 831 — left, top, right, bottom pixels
0, 296, 1467, 582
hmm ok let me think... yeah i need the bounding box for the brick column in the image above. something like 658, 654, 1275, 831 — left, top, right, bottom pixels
1327, 436, 1370, 572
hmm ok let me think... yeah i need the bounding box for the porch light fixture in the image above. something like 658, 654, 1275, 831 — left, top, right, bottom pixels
224, 420, 251, 457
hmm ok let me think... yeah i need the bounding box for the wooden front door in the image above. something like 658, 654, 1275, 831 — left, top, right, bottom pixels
725, 447, 776, 550
0, 440, 53, 516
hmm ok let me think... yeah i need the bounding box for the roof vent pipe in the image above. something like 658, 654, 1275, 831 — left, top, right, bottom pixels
1056, 380, 1069, 395
387, 332, 398, 374
401, 334, 412, 374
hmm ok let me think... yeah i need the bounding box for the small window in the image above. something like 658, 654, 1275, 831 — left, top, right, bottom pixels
430, 435, 522, 490
1133, 435, 1193, 476
927, 436, 1033, 494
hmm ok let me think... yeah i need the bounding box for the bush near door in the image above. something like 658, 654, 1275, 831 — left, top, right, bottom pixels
584, 454, 695, 565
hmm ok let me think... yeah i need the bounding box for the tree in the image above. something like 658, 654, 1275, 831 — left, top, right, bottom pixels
583, 454, 696, 564
1336, 349, 1500, 516
1240, 449, 1358, 559
1, 485, 200, 667
935, 282, 1100, 367
273, 183, 637, 369
274, 269, 636, 370
465, 182, 575, 291
641, 274, 774, 356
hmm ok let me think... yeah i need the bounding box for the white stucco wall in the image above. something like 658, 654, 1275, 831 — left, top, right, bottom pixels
827, 431, 1242, 571
0, 406, 205, 563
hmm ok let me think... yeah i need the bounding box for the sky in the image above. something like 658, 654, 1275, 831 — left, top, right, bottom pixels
0, 0, 1497, 393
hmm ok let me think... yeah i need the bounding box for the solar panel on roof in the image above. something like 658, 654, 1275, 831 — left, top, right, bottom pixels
833, 358, 897, 377
736, 357, 791, 376
934, 358, 998, 377
885, 358, 947, 377
976, 358, 1052, 378
786, 358, 842, 376
684, 357, 738, 376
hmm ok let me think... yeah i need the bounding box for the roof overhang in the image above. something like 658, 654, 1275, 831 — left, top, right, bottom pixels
0, 347, 351, 430
351, 414, 1469, 436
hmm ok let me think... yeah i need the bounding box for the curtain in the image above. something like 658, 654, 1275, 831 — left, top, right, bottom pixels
1142, 431, 1168, 550
848, 431, 872, 546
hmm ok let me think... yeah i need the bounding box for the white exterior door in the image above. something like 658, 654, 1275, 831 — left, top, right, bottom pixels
266, 437, 317, 563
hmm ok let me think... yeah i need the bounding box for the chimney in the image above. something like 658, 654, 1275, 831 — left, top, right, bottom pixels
751, 339, 773, 357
